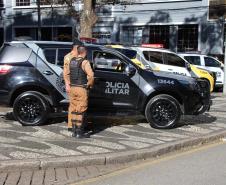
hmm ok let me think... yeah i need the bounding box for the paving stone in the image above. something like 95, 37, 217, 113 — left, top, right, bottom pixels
76, 167, 89, 178
95, 165, 110, 174
17, 171, 32, 185
86, 166, 99, 177
0, 93, 225, 185
55, 168, 67, 183
4, 172, 20, 185
0, 173, 7, 185
31, 170, 44, 185
44, 169, 56, 185
65, 168, 79, 182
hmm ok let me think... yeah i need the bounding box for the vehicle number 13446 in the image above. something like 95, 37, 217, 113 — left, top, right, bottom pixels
157, 79, 175, 85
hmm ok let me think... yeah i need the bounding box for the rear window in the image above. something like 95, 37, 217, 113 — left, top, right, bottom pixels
184, 56, 201, 65
164, 53, 186, 67
143, 51, 163, 64
43, 48, 71, 66
204, 57, 221, 67
57, 49, 71, 66
43, 49, 57, 64
0, 45, 32, 63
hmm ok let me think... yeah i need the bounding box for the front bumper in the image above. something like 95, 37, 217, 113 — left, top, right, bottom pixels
184, 79, 211, 115
193, 80, 211, 115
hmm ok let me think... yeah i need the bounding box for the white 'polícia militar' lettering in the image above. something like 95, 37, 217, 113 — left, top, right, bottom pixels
105, 82, 130, 95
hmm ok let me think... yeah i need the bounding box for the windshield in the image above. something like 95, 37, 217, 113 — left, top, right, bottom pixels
114, 48, 137, 59
113, 48, 152, 70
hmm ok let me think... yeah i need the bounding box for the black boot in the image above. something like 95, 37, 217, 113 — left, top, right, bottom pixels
76, 125, 89, 139
72, 124, 77, 137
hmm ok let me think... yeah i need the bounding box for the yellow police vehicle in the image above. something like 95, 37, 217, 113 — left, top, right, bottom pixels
107, 45, 214, 92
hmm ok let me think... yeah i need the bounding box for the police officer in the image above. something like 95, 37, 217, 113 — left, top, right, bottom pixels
63, 39, 83, 132
68, 46, 94, 138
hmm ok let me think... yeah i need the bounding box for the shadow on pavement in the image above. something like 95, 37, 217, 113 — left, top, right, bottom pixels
1, 111, 218, 134
176, 113, 217, 128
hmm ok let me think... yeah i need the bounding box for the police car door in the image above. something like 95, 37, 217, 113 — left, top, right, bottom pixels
89, 50, 141, 111
163, 53, 191, 76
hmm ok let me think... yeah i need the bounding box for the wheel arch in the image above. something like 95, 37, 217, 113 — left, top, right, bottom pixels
143, 90, 184, 113
10, 85, 53, 106
199, 77, 211, 89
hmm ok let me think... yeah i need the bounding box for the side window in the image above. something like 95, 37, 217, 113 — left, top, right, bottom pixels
204, 57, 221, 67
93, 51, 126, 72
184, 56, 201, 65
143, 51, 163, 64
43, 49, 57, 64
57, 48, 71, 66
165, 53, 186, 67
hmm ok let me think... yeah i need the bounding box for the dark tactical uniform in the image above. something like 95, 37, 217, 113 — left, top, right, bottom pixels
69, 57, 94, 138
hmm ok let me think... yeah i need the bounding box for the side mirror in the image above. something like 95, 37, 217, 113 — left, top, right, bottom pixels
186, 63, 191, 71
125, 65, 136, 76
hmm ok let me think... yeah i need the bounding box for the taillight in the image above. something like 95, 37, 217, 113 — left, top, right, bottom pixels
0, 65, 12, 74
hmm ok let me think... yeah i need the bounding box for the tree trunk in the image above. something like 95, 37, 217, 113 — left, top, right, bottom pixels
80, 0, 98, 38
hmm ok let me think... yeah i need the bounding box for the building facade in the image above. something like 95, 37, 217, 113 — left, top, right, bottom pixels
0, 0, 225, 55
0, 0, 77, 44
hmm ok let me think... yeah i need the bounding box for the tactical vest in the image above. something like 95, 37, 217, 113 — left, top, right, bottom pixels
69, 57, 87, 86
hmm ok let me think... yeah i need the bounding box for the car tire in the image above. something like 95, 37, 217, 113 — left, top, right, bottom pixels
145, 94, 181, 129
13, 91, 50, 126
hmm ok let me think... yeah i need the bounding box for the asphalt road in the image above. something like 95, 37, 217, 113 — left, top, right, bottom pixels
74, 141, 226, 185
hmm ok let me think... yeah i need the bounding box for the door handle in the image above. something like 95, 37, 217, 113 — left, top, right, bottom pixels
168, 69, 173, 71
43, 71, 54, 75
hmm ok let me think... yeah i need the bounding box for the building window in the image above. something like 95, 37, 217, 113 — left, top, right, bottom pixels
149, 25, 169, 49
15, 27, 72, 41
40, 0, 61, 5
40, 27, 52, 41
56, 27, 72, 41
0, 0, 4, 7
209, 0, 226, 20
15, 27, 34, 39
92, 31, 111, 43
177, 25, 198, 52
15, 0, 62, 6
16, 0, 30, 6
122, 26, 143, 45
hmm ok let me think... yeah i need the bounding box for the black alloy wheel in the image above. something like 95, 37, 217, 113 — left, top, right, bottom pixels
145, 94, 181, 129
13, 91, 50, 126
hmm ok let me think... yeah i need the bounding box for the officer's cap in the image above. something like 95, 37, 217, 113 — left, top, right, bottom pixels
73, 38, 84, 46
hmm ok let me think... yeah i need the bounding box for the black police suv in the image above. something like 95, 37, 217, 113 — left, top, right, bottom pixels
0, 41, 211, 129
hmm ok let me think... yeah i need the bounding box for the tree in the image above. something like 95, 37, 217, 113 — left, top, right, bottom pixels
43, 0, 133, 39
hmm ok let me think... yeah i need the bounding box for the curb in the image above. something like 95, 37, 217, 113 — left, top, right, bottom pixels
1, 130, 226, 172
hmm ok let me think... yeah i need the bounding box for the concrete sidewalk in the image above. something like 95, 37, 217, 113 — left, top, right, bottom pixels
0, 93, 226, 184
